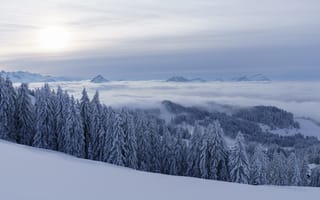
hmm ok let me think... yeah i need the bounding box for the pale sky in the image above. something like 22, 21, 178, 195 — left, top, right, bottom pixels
0, 0, 320, 80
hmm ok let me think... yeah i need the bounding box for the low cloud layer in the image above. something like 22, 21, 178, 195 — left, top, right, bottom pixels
26, 81, 320, 122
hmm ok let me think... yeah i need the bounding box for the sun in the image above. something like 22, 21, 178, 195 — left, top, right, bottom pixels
38, 26, 71, 52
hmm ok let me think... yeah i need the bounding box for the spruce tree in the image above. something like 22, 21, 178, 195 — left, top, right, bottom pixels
207, 122, 230, 181
15, 83, 35, 145
160, 127, 173, 174
33, 84, 54, 149
300, 157, 310, 186
199, 135, 209, 179
267, 151, 288, 185
102, 107, 115, 162
250, 145, 268, 185
310, 166, 320, 187
186, 123, 203, 177
108, 113, 126, 167
89, 91, 103, 160
136, 113, 152, 171
229, 132, 250, 184
0, 77, 16, 141
80, 88, 91, 158
148, 118, 161, 173
287, 153, 301, 186
122, 109, 138, 169
69, 97, 85, 158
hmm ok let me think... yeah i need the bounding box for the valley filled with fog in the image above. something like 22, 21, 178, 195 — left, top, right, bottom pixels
26, 80, 320, 122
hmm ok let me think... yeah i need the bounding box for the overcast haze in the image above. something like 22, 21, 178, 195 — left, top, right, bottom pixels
1, 0, 320, 80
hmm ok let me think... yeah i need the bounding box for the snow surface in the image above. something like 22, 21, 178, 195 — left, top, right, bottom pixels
0, 140, 319, 200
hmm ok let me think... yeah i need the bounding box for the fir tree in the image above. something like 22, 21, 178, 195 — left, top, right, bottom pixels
267, 151, 288, 186
122, 109, 138, 169
148, 118, 161, 173
250, 145, 268, 185
136, 113, 152, 171
207, 122, 230, 181
287, 153, 301, 186
186, 123, 203, 177
89, 91, 103, 160
229, 132, 250, 184
310, 166, 320, 187
33, 84, 54, 149
15, 83, 35, 145
108, 113, 126, 167
160, 127, 173, 174
299, 157, 310, 186
102, 107, 115, 162
80, 88, 91, 158
0, 77, 16, 141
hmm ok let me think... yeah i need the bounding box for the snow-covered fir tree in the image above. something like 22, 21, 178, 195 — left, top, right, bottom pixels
0, 77, 16, 141
54, 87, 70, 151
89, 91, 103, 160
287, 153, 301, 186
249, 145, 268, 185
160, 127, 174, 174
80, 88, 91, 159
14, 83, 35, 145
135, 113, 152, 171
229, 132, 250, 184
310, 166, 320, 187
102, 107, 115, 162
121, 109, 138, 169
33, 84, 54, 149
299, 157, 310, 186
62, 97, 85, 158
199, 122, 230, 181
148, 117, 162, 173
267, 151, 288, 185
187, 123, 203, 177
108, 113, 126, 167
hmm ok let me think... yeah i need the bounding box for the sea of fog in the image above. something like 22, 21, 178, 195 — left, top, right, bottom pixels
25, 80, 320, 122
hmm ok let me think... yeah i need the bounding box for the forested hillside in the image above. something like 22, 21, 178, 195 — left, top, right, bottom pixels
0, 76, 320, 187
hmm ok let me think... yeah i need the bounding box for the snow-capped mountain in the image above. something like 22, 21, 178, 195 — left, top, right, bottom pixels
91, 75, 109, 83
0, 70, 74, 83
166, 76, 206, 82
232, 74, 271, 82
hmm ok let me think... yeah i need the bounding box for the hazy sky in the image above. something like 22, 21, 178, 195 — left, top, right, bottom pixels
1, 0, 320, 80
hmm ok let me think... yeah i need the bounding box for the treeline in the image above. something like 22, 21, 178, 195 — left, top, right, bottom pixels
164, 100, 319, 148
0, 77, 320, 187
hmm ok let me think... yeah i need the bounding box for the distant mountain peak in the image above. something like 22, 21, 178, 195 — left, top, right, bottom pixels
0, 70, 73, 83
233, 74, 270, 82
91, 75, 108, 83
166, 76, 189, 82
166, 76, 206, 83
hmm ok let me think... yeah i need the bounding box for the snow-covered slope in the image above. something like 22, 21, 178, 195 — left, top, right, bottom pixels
0, 70, 74, 83
0, 140, 319, 200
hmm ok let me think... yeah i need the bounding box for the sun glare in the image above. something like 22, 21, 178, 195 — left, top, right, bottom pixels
38, 26, 71, 52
